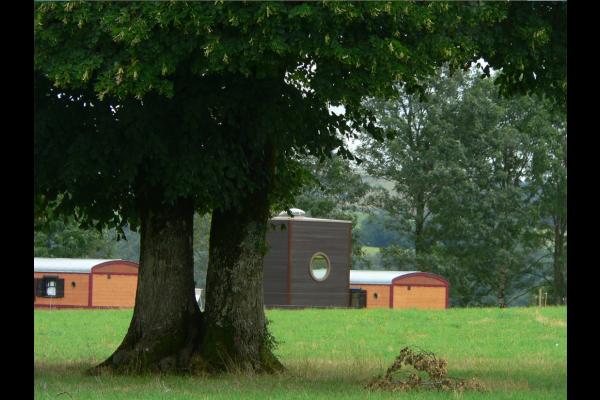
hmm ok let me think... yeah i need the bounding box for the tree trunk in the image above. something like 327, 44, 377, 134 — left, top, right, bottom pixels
498, 263, 507, 308
414, 196, 426, 267
90, 198, 204, 374
200, 143, 284, 374
552, 216, 566, 305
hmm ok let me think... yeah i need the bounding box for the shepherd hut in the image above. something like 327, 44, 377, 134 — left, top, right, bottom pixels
349, 270, 449, 309
34, 258, 139, 309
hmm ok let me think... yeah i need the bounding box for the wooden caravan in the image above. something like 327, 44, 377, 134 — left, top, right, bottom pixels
350, 270, 448, 309
34, 258, 139, 309
263, 209, 351, 308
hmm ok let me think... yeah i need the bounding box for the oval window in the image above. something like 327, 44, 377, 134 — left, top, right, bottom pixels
309, 252, 331, 282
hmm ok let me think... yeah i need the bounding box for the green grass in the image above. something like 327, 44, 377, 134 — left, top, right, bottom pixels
362, 245, 381, 256
35, 307, 566, 399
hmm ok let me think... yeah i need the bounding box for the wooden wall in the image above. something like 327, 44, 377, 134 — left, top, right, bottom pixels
289, 221, 350, 307
263, 220, 289, 307
350, 284, 390, 308
90, 261, 138, 308
91, 273, 138, 307
34, 272, 90, 308
392, 286, 447, 309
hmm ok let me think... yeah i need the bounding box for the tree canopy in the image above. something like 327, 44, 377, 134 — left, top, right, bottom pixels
35, 1, 566, 231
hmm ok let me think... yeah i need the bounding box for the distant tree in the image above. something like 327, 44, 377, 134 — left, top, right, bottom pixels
34, 216, 115, 259
431, 76, 560, 308
530, 112, 567, 305
358, 210, 408, 249
358, 68, 466, 270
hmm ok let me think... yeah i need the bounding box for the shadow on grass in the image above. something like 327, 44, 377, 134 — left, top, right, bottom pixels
35, 360, 377, 400
34, 356, 566, 393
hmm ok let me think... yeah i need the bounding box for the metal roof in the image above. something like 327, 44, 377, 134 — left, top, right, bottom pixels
349, 270, 420, 285
271, 207, 350, 223
278, 208, 306, 217
270, 215, 351, 224
34, 258, 122, 274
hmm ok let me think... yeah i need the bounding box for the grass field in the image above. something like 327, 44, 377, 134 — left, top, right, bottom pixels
34, 307, 566, 399
362, 245, 381, 256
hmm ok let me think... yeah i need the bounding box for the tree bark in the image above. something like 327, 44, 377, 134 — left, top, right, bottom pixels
414, 193, 426, 267
90, 198, 204, 374
498, 262, 507, 308
552, 216, 566, 305
200, 143, 284, 374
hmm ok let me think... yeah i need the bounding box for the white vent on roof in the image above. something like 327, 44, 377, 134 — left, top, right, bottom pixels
278, 208, 305, 217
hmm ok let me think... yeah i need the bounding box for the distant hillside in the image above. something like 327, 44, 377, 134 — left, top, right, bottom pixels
360, 175, 395, 192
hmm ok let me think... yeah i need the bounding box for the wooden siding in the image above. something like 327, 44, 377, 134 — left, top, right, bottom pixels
91, 274, 138, 307
350, 284, 390, 308
289, 220, 350, 307
392, 285, 446, 309
263, 220, 289, 307
34, 272, 89, 307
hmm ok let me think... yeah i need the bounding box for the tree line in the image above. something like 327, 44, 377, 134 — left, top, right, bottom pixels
297, 67, 566, 308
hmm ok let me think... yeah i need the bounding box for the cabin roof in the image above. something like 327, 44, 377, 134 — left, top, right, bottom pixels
269, 216, 351, 224
349, 270, 420, 285
34, 258, 123, 274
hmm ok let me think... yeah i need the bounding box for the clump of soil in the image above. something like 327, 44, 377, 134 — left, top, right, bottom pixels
366, 346, 485, 392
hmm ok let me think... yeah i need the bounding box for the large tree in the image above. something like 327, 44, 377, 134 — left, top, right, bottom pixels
34, 1, 566, 373
435, 76, 549, 308
358, 68, 466, 269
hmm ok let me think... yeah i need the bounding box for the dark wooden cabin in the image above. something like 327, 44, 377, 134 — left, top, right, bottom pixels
263, 209, 351, 308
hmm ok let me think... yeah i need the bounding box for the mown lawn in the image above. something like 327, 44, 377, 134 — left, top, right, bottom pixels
34, 306, 566, 399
